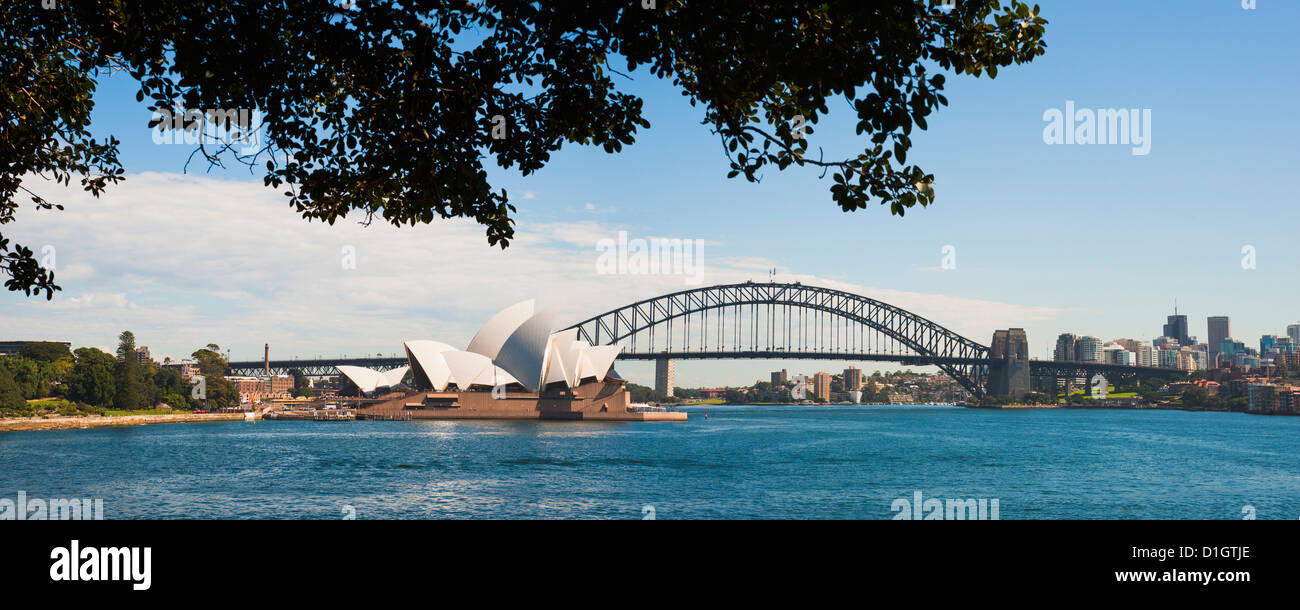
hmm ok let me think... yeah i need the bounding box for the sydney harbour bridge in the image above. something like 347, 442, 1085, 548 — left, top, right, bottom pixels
227, 281, 1179, 398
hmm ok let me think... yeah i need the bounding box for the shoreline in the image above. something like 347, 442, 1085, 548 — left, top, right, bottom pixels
0, 412, 250, 432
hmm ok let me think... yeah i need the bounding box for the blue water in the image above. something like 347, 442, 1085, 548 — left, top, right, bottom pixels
1, 406, 1296, 519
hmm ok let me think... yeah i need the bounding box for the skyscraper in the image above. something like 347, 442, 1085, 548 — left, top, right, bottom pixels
812, 372, 832, 401
843, 367, 863, 391
1163, 312, 1192, 347
1076, 336, 1104, 362
654, 358, 675, 397
1054, 333, 1079, 361
1287, 323, 1300, 344
1207, 316, 1230, 367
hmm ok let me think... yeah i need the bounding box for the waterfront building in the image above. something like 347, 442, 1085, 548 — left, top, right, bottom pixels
843, 367, 863, 391
771, 369, 788, 386
225, 374, 298, 403
1207, 316, 1230, 367
227, 376, 265, 404
1248, 383, 1280, 413
346, 300, 683, 421
655, 358, 676, 397
813, 372, 832, 401
1054, 333, 1079, 361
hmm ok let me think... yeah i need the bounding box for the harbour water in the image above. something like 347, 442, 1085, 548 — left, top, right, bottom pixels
1, 405, 1296, 519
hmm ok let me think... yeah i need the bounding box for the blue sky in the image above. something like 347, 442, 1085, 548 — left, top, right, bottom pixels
4, 0, 1298, 386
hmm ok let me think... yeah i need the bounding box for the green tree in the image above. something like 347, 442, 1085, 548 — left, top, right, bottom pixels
0, 356, 57, 399
1181, 386, 1209, 407
2, 1, 1047, 298
113, 330, 147, 410
192, 344, 236, 409
152, 367, 192, 409
0, 363, 27, 413
66, 347, 117, 408
288, 368, 314, 398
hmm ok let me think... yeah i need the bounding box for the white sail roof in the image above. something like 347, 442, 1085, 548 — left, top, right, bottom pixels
399, 302, 624, 393
494, 307, 556, 391
466, 300, 534, 360
404, 340, 457, 391
543, 329, 581, 388
337, 365, 409, 394
440, 350, 518, 388
381, 366, 410, 389
579, 345, 622, 382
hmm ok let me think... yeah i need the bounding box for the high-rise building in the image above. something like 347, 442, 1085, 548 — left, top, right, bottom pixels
1157, 348, 1180, 369
1163, 313, 1193, 347
135, 346, 152, 365
1261, 335, 1279, 357
770, 369, 787, 386
1288, 323, 1300, 344
812, 372, 832, 401
1104, 345, 1134, 366
1220, 338, 1245, 363
1153, 336, 1180, 349
1207, 316, 1230, 367
1135, 343, 1155, 367
654, 358, 675, 397
1076, 336, 1104, 363
843, 367, 863, 391
1054, 333, 1079, 361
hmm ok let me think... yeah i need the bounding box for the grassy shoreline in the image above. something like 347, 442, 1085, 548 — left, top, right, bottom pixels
0, 412, 248, 432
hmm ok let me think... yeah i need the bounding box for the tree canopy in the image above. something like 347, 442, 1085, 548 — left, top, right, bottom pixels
2, 1, 1047, 298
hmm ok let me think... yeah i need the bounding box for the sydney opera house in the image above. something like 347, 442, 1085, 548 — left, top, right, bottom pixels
333, 300, 686, 421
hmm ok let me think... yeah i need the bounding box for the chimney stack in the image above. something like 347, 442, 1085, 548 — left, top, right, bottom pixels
264, 343, 270, 376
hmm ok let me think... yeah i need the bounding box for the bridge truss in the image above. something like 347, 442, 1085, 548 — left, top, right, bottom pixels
563, 282, 991, 395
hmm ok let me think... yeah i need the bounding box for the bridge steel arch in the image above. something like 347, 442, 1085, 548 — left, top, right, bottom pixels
563, 282, 991, 396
